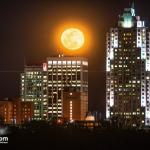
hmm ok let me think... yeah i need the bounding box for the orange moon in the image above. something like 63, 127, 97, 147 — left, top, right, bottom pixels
61, 28, 85, 50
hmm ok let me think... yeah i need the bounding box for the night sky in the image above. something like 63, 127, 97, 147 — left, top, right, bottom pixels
0, 0, 150, 116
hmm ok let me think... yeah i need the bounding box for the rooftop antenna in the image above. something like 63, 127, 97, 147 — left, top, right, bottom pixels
131, 0, 135, 16
131, 0, 135, 9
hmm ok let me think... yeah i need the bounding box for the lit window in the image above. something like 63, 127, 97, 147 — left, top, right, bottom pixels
67, 61, 71, 65
48, 61, 52, 65
77, 61, 81, 65
58, 61, 61, 65
72, 61, 76, 65
53, 61, 57, 65
83, 61, 88, 66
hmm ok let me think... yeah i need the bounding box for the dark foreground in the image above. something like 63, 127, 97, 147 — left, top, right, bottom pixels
1, 123, 150, 150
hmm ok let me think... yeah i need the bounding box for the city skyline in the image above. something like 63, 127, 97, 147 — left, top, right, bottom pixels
21, 56, 88, 121
0, 0, 150, 116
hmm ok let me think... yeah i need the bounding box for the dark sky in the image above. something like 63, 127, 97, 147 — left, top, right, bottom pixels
0, 0, 150, 116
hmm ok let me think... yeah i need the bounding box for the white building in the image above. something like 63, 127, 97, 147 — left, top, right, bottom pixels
106, 2, 150, 127
47, 56, 88, 119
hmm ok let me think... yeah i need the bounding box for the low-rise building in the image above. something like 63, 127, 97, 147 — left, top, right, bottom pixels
0, 99, 33, 124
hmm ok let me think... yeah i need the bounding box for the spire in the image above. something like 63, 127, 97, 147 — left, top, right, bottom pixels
131, 0, 135, 9
131, 0, 135, 16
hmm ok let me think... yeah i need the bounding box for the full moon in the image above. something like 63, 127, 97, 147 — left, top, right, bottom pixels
61, 28, 85, 50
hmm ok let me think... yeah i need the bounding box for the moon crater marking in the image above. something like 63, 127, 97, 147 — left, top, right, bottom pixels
61, 28, 85, 50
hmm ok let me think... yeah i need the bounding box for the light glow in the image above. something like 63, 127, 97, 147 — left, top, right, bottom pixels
61, 28, 85, 50
123, 20, 133, 28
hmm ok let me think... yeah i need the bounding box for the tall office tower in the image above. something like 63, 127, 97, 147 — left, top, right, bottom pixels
47, 56, 88, 120
21, 65, 48, 120
106, 2, 150, 127
21, 56, 88, 121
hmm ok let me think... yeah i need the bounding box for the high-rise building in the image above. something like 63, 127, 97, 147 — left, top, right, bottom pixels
21, 65, 48, 120
106, 2, 150, 127
47, 56, 88, 120
21, 56, 88, 121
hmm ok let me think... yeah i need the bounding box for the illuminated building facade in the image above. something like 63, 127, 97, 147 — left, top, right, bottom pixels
0, 100, 12, 124
47, 56, 88, 120
21, 65, 48, 120
63, 91, 88, 121
106, 2, 150, 127
21, 56, 88, 121
0, 99, 33, 124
